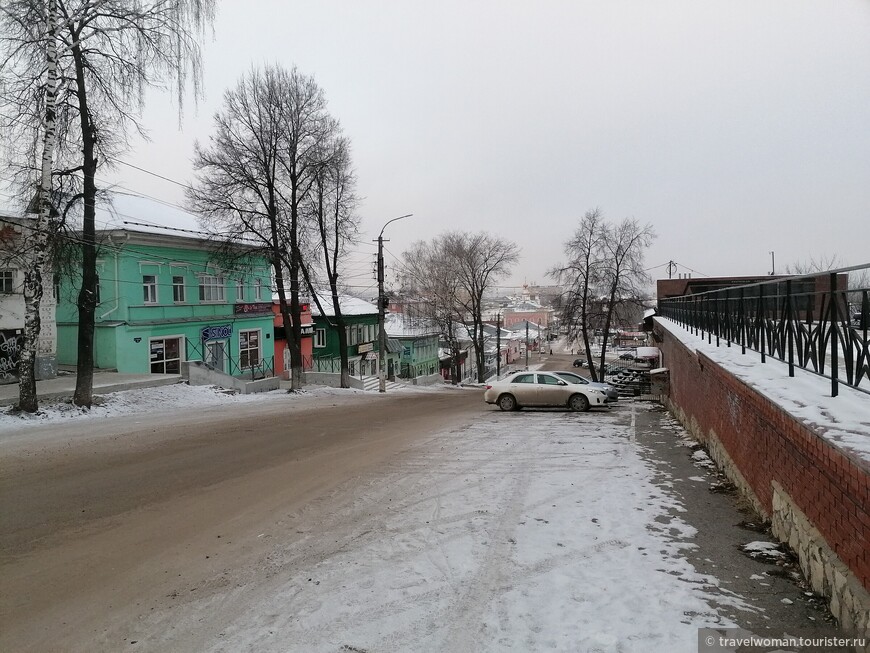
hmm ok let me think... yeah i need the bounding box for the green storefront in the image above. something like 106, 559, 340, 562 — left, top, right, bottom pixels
56, 226, 275, 377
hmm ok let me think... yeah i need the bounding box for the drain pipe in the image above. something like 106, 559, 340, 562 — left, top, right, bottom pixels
98, 232, 128, 320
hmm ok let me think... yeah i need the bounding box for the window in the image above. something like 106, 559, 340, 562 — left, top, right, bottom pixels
143, 275, 157, 304
512, 374, 534, 384
149, 337, 181, 374
172, 276, 185, 303
314, 328, 326, 348
537, 374, 562, 385
0, 269, 14, 293
199, 275, 225, 302
254, 278, 263, 301
239, 329, 261, 369
236, 279, 245, 302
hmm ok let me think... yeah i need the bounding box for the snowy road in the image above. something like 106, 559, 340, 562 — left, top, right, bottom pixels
0, 385, 842, 651
164, 402, 744, 652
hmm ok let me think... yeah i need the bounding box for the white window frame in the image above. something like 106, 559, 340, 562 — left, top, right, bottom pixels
239, 328, 261, 369
236, 279, 245, 302
314, 328, 326, 348
254, 278, 263, 301
148, 334, 185, 374
0, 268, 15, 293
172, 275, 185, 303
143, 274, 158, 304
199, 274, 226, 303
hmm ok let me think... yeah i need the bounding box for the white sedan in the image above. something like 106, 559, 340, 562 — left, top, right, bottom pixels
484, 371, 608, 412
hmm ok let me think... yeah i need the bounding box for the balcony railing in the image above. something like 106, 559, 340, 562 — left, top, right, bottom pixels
657, 265, 870, 397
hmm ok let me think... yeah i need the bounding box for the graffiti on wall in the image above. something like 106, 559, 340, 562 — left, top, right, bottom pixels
0, 330, 22, 381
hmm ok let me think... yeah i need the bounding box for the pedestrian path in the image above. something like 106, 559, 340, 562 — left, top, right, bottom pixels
0, 371, 182, 407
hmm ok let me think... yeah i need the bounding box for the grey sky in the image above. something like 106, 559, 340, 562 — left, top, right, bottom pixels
102, 1, 870, 292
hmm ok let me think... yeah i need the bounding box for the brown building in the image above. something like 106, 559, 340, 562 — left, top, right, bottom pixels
657, 274, 849, 320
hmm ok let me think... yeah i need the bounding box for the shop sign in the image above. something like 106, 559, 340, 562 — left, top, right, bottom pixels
358, 342, 373, 353
233, 302, 273, 315
201, 324, 232, 341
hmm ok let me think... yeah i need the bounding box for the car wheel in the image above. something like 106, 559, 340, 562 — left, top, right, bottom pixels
498, 394, 518, 411
568, 393, 590, 412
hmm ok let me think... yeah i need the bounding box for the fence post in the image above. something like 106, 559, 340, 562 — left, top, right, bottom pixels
786, 279, 794, 377
739, 287, 746, 354
830, 272, 838, 397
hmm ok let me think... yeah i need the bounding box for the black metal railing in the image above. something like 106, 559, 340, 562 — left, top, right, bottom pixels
186, 339, 275, 381
657, 265, 870, 397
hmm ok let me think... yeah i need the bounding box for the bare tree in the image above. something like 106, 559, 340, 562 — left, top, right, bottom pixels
0, 0, 62, 411
1, 0, 214, 407
300, 135, 359, 388
551, 212, 655, 381
549, 208, 604, 378
188, 64, 334, 390
595, 218, 655, 377
402, 231, 519, 383
401, 239, 465, 383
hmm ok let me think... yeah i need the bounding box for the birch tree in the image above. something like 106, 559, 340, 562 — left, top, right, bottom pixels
0, 0, 61, 411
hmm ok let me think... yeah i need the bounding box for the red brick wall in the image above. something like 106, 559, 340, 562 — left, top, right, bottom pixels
655, 321, 870, 590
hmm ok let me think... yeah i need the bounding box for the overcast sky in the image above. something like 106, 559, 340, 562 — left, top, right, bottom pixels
99, 0, 870, 293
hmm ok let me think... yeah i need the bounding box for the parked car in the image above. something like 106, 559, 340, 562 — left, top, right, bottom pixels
551, 370, 619, 402
619, 352, 635, 361
572, 358, 586, 368
484, 371, 607, 412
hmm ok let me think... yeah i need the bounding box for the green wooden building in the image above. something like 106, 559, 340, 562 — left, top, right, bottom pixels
55, 194, 275, 377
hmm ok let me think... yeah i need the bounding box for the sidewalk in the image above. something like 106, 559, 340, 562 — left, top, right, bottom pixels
0, 371, 182, 407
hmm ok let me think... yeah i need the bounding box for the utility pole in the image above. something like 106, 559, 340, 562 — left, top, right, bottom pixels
667, 260, 677, 279
496, 313, 501, 377
525, 321, 529, 370
377, 214, 413, 393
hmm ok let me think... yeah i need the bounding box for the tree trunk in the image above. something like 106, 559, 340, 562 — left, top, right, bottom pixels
17, 0, 58, 413
70, 37, 98, 408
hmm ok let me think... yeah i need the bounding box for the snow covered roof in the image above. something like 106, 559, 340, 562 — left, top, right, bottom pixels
310, 293, 378, 317
94, 192, 204, 238
385, 313, 439, 338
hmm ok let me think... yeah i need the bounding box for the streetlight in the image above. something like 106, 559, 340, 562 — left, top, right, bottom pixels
377, 213, 413, 393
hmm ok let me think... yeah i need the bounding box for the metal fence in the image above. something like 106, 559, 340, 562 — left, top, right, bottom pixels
186, 339, 275, 380
657, 266, 870, 397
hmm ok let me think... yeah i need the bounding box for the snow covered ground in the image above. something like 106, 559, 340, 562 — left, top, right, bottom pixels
192, 405, 750, 652
11, 378, 834, 651
21, 384, 756, 652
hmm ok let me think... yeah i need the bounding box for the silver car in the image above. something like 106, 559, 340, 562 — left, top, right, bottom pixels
484, 371, 607, 412
551, 370, 619, 402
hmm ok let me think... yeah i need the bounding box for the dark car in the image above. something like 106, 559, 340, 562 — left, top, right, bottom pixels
619, 353, 635, 361
572, 358, 586, 368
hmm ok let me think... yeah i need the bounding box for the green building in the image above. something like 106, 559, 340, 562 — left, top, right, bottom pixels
56, 194, 275, 377
311, 294, 401, 378
385, 313, 440, 379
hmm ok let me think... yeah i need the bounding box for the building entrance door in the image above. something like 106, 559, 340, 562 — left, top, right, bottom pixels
150, 337, 182, 374
205, 340, 227, 373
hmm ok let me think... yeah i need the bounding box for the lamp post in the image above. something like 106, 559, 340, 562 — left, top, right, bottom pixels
769, 251, 776, 276
377, 214, 413, 393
